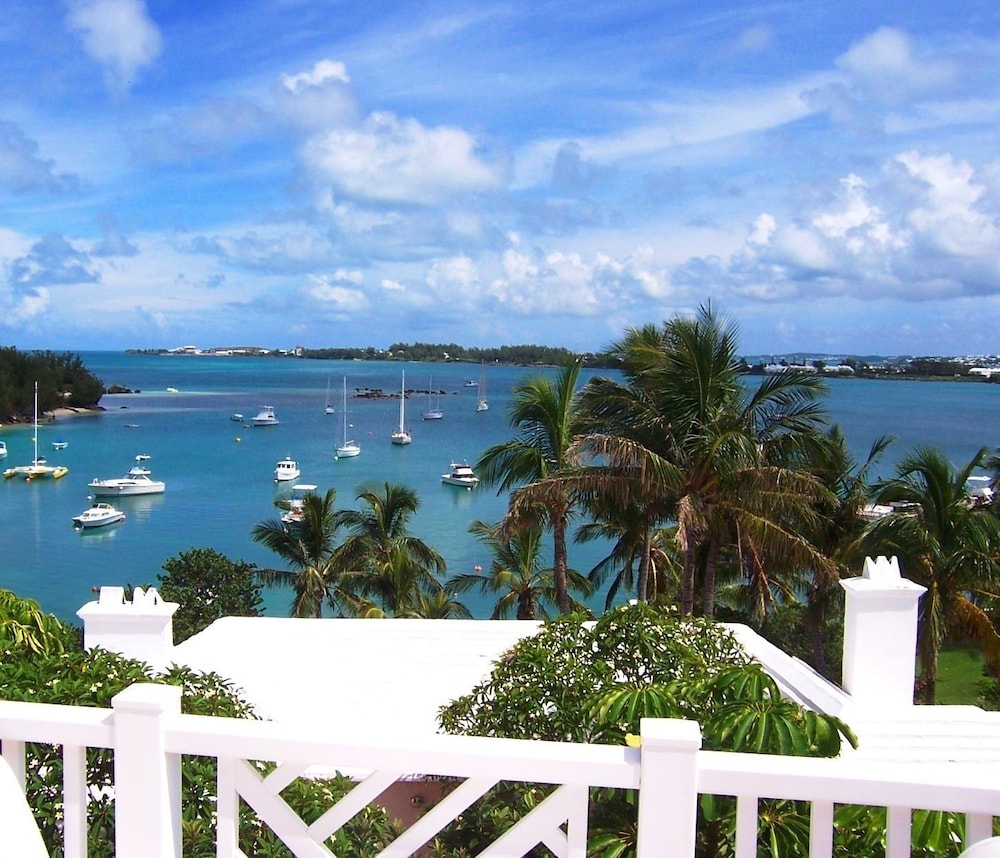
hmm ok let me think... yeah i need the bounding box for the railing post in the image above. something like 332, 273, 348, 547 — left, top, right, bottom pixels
637, 718, 702, 858
112, 683, 183, 858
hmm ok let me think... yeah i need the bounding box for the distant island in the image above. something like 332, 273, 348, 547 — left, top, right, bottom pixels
127, 343, 1000, 382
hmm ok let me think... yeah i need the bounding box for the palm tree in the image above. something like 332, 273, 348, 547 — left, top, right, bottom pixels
573, 306, 831, 618
855, 446, 1000, 703
447, 519, 592, 619
333, 482, 446, 616
476, 360, 583, 614
251, 488, 344, 618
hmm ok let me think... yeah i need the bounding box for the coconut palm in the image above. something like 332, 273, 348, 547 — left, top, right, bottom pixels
476, 360, 583, 614
333, 482, 446, 616
571, 306, 831, 618
855, 446, 1000, 703
447, 519, 592, 619
251, 488, 344, 618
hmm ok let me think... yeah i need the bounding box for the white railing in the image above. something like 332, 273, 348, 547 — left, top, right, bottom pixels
2, 684, 998, 858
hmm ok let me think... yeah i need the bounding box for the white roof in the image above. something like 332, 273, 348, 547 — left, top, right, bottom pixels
173, 618, 543, 738
174, 617, 1000, 766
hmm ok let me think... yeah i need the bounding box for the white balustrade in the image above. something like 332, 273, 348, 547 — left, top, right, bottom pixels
2, 684, 999, 857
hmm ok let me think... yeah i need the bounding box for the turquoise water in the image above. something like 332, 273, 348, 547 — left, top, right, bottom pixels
1, 354, 997, 622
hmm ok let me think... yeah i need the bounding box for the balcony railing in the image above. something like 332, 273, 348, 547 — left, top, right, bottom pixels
2, 683, 998, 858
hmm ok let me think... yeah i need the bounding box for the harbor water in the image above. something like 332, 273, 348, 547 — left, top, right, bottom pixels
0, 352, 997, 623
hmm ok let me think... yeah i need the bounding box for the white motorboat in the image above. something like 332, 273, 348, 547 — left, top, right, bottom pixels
281, 483, 317, 524
335, 377, 361, 459
0, 441, 6, 459
51, 440, 68, 450
274, 457, 301, 482
421, 375, 444, 420
476, 362, 488, 412
89, 456, 166, 496
390, 371, 412, 445
73, 502, 125, 529
230, 413, 244, 422
251, 406, 279, 426
3, 382, 69, 482
441, 461, 480, 488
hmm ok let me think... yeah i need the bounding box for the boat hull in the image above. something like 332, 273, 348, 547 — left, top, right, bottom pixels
89, 481, 165, 497
335, 444, 361, 458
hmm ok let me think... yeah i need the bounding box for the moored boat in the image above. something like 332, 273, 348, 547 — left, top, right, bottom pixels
390, 371, 412, 446
274, 457, 301, 482
441, 461, 480, 488
251, 406, 279, 426
281, 483, 317, 524
73, 502, 125, 529
335, 377, 361, 459
89, 457, 166, 497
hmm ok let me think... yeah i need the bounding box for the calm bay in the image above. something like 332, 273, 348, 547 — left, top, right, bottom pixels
1, 352, 997, 622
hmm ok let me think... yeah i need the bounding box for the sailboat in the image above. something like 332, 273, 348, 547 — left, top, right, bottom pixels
3, 382, 69, 481
335, 377, 360, 459
324, 377, 334, 415
421, 375, 444, 420
476, 362, 489, 412
390, 371, 412, 445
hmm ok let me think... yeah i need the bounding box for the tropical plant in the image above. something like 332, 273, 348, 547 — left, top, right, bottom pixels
573, 306, 832, 618
333, 482, 447, 616
447, 518, 592, 619
855, 446, 1000, 703
157, 547, 262, 642
251, 488, 344, 618
476, 360, 583, 613
0, 588, 73, 654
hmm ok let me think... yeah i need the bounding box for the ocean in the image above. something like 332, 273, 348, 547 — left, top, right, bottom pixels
1, 353, 997, 623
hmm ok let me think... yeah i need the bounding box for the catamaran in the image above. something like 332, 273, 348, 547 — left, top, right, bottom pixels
390, 371, 412, 445
3, 382, 69, 481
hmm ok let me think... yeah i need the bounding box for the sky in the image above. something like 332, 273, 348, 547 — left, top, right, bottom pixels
2, 1, 1000, 357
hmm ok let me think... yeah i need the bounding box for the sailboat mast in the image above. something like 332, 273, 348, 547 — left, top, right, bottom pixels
33, 381, 39, 463
398, 371, 406, 431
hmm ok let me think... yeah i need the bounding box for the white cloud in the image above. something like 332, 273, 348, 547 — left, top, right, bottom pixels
65, 0, 162, 93
836, 27, 956, 101
302, 111, 505, 205
305, 274, 369, 312
281, 60, 350, 94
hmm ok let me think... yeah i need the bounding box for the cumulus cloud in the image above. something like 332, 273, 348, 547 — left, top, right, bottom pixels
0, 122, 79, 194
302, 111, 505, 205
65, 0, 162, 93
836, 27, 956, 100
9, 233, 98, 288
92, 214, 138, 257
281, 60, 350, 94
305, 273, 369, 312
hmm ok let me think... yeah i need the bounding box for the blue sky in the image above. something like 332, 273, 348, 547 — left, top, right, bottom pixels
2, 0, 999, 356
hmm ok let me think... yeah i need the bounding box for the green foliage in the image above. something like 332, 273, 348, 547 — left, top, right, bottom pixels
0, 347, 104, 420
0, 588, 74, 655
158, 547, 263, 643
437, 604, 859, 858
756, 602, 844, 683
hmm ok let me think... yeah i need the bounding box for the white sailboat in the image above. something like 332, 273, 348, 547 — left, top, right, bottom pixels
476, 362, 489, 412
391, 371, 412, 445
335, 377, 360, 459
3, 382, 69, 481
421, 375, 444, 420
324, 377, 334, 415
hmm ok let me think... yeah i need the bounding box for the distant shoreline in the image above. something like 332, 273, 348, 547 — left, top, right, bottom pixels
1, 406, 103, 428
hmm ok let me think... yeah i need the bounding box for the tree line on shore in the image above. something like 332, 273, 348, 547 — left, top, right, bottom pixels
0, 347, 104, 422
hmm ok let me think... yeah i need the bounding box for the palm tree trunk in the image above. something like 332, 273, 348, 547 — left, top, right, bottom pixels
681, 541, 697, 617
636, 525, 652, 602
702, 537, 720, 619
552, 514, 570, 614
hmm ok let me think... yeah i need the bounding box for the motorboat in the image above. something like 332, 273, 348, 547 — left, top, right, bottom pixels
390, 371, 412, 446
89, 456, 166, 496
441, 461, 480, 489
3, 382, 69, 482
73, 502, 125, 529
274, 457, 301, 482
251, 406, 279, 426
51, 440, 68, 450
230, 413, 244, 422
335, 377, 360, 459
0, 441, 6, 459
421, 375, 444, 420
281, 483, 317, 525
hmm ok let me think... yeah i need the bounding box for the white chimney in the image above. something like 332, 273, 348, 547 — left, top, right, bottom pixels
77, 586, 179, 672
841, 556, 926, 711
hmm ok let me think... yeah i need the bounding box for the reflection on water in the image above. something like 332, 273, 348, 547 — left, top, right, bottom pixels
104, 493, 166, 522
76, 523, 122, 544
